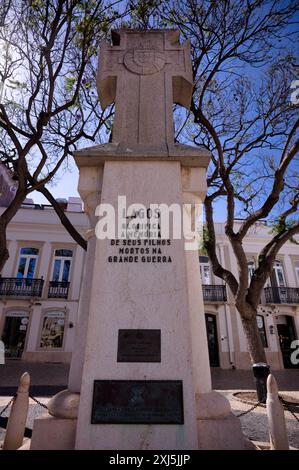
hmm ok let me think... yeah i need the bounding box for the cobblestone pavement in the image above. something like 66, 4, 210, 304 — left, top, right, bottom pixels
221, 390, 299, 449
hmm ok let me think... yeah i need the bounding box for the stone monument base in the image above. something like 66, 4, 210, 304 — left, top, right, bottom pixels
197, 415, 244, 450
30, 390, 79, 450
30, 414, 77, 450
196, 390, 245, 450
30, 389, 245, 450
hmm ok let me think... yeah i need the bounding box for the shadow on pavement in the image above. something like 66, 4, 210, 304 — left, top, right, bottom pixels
211, 368, 299, 391
1, 361, 298, 394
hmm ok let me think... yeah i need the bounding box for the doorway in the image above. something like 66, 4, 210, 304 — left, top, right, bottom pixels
277, 315, 298, 369
1, 313, 29, 358
205, 313, 220, 367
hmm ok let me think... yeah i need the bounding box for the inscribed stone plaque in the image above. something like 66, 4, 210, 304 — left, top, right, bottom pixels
91, 380, 184, 424
117, 329, 161, 362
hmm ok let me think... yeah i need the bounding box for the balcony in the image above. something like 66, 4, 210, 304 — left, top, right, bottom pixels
48, 281, 70, 299
202, 285, 227, 302
0, 277, 44, 297
264, 287, 299, 305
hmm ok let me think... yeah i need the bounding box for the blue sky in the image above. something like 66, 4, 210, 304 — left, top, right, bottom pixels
28, 1, 298, 224
31, 161, 80, 204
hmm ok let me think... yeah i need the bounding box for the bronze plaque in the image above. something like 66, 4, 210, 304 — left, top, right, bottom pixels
91, 380, 184, 424
117, 329, 161, 362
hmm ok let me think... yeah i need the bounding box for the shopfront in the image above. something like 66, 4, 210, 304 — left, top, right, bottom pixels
1, 310, 29, 358
39, 310, 66, 350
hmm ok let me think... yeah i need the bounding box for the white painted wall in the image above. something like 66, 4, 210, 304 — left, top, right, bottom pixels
0, 199, 89, 360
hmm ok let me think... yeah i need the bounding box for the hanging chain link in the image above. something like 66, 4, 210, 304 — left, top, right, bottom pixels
279, 396, 299, 424
2, 393, 297, 424
0, 395, 16, 417
234, 396, 299, 425
0, 393, 48, 417
29, 394, 48, 410
235, 401, 262, 417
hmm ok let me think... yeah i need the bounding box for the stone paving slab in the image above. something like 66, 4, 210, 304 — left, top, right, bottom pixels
211, 369, 299, 392
1, 361, 299, 391
0, 360, 69, 388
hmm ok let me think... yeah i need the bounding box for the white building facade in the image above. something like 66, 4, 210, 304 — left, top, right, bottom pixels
0, 198, 88, 363
201, 221, 299, 370
0, 205, 298, 370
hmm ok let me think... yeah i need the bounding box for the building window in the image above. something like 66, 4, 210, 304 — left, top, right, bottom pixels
199, 256, 211, 285
51, 249, 73, 283
39, 311, 65, 349
16, 247, 39, 279
248, 260, 255, 281
257, 314, 268, 348
271, 260, 286, 287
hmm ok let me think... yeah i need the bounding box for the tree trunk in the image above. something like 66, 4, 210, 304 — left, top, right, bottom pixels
241, 315, 267, 364
0, 222, 9, 272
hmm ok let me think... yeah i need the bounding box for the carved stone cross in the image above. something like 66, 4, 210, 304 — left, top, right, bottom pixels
97, 29, 193, 146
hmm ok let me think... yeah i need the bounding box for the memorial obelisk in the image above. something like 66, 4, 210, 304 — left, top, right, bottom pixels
30, 29, 245, 450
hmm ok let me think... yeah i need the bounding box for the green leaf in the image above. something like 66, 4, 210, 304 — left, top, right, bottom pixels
65, 77, 76, 93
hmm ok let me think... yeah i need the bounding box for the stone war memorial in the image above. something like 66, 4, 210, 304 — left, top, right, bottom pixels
30, 29, 245, 450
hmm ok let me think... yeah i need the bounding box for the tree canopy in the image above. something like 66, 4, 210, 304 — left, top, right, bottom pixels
0, 0, 125, 268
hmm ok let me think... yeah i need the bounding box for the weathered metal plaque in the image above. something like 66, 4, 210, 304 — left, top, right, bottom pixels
91, 380, 184, 424
117, 329, 161, 362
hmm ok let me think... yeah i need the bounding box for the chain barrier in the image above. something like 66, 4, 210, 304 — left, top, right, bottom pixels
29, 394, 48, 410
0, 395, 16, 418
234, 396, 299, 425
0, 393, 47, 438
235, 401, 262, 417
0, 393, 48, 415
23, 392, 297, 425
1, 393, 297, 426
279, 396, 299, 424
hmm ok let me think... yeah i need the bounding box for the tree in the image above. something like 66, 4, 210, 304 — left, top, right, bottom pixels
0, 0, 124, 271
156, 0, 299, 364
1, 0, 298, 367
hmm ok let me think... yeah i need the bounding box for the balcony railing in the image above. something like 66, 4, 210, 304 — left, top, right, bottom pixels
264, 287, 299, 304
48, 281, 70, 299
0, 277, 44, 297
202, 285, 227, 302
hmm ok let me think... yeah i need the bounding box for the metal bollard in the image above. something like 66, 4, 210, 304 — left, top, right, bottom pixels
252, 362, 270, 403
3, 372, 30, 450
266, 374, 289, 450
